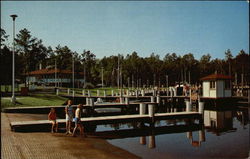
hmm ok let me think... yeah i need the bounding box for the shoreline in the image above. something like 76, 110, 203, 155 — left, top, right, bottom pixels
1, 113, 140, 159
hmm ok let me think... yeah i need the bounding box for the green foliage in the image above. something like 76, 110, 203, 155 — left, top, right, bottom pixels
1, 27, 249, 87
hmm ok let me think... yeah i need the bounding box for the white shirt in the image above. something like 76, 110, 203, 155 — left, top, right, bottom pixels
75, 108, 80, 118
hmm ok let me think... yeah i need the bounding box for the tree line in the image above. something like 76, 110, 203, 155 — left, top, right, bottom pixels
1, 28, 249, 88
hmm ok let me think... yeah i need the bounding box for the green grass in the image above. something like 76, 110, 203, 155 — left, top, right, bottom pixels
1, 94, 68, 109
1, 86, 136, 109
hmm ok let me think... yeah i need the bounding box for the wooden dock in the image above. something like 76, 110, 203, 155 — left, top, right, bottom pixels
10, 112, 202, 132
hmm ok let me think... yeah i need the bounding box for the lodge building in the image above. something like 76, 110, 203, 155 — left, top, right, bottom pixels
26, 68, 84, 87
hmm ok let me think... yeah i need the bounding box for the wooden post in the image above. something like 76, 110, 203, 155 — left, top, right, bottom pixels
156, 95, 160, 104
86, 97, 89, 105
103, 90, 106, 97
139, 103, 146, 115
199, 129, 205, 142
120, 89, 122, 97
198, 102, 204, 115
111, 90, 114, 96
170, 88, 173, 97
151, 96, 155, 103
187, 131, 192, 140
148, 135, 156, 149
120, 97, 124, 104
186, 101, 191, 112
89, 98, 94, 107
125, 97, 129, 105
153, 89, 156, 96
140, 136, 146, 145
148, 104, 155, 118
142, 89, 145, 96
97, 90, 100, 96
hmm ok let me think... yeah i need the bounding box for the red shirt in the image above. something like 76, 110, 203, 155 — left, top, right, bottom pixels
48, 112, 56, 120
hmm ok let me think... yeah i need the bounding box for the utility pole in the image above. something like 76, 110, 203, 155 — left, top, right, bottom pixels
101, 67, 104, 88
55, 59, 57, 88
166, 75, 168, 88
117, 54, 120, 89
72, 53, 74, 91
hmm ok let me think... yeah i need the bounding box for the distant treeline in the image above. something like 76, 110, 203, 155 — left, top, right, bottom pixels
1, 28, 249, 87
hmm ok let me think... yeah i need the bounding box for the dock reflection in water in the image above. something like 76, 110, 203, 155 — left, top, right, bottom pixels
91, 104, 249, 159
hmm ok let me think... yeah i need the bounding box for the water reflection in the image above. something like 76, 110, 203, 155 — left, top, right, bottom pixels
91, 104, 249, 158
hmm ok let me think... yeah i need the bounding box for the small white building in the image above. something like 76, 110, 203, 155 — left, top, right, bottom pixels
201, 74, 232, 98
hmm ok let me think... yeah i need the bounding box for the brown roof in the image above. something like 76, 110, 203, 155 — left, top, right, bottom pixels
27, 68, 84, 75
200, 74, 232, 81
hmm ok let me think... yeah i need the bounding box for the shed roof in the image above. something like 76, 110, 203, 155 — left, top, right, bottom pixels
200, 74, 232, 81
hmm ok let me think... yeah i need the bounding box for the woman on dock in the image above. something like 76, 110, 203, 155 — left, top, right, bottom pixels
48, 108, 58, 133
72, 104, 85, 137
65, 100, 74, 135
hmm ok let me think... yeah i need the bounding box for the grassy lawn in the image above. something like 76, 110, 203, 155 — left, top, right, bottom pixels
1, 94, 68, 109
1, 86, 135, 109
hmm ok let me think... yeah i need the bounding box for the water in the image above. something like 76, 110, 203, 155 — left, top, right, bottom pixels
94, 106, 249, 159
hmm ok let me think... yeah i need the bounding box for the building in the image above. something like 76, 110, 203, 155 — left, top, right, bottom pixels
200, 74, 232, 98
26, 68, 84, 87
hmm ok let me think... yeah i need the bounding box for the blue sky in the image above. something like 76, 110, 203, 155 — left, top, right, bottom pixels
1, 1, 249, 59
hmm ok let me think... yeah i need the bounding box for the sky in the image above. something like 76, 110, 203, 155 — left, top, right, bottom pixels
1, 1, 249, 59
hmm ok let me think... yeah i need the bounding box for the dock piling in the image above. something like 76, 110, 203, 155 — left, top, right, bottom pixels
140, 136, 146, 145
125, 97, 129, 105
186, 101, 191, 112
198, 102, 204, 115
139, 103, 146, 115
148, 135, 156, 149
150, 96, 155, 103
148, 104, 155, 118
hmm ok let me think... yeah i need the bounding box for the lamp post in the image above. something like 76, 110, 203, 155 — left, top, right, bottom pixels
10, 14, 17, 104
72, 53, 75, 93
101, 66, 104, 88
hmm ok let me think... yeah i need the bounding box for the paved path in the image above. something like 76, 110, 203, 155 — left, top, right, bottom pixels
1, 113, 140, 159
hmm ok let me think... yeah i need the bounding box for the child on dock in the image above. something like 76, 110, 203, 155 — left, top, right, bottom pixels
72, 104, 85, 137
65, 100, 74, 135
48, 108, 58, 133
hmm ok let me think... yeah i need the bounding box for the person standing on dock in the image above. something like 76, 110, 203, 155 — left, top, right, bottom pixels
72, 104, 85, 137
65, 100, 74, 135
48, 108, 58, 133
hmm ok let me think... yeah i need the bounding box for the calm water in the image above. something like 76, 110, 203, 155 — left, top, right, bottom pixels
94, 106, 249, 159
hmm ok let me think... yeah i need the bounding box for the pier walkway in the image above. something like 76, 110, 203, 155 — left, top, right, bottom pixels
10, 112, 201, 132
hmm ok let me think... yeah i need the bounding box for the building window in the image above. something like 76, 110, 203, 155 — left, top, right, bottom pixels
225, 80, 231, 89
210, 81, 216, 89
